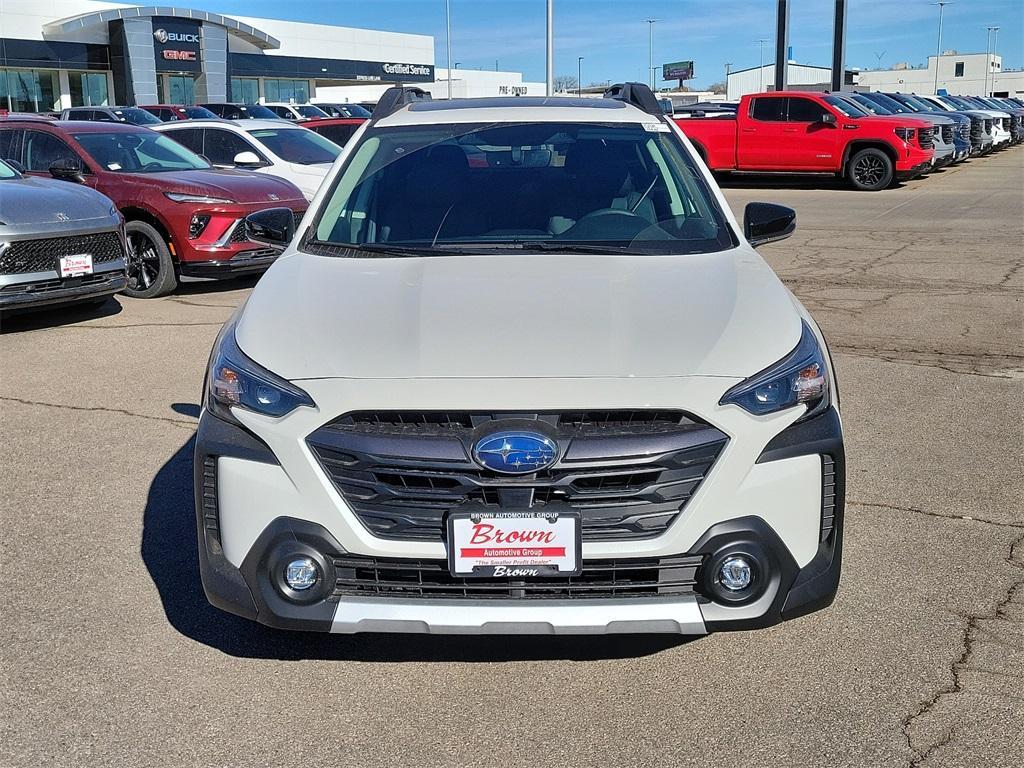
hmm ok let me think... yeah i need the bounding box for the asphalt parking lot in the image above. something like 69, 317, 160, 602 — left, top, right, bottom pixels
2, 151, 1021, 768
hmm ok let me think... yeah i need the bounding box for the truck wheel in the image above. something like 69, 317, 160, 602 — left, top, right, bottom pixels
846, 148, 893, 192
124, 220, 177, 298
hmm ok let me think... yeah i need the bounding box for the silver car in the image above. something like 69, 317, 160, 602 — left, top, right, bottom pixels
0, 159, 127, 314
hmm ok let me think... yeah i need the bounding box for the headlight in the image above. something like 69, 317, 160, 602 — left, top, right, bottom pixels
164, 192, 236, 204
719, 321, 830, 418
894, 127, 916, 142
205, 314, 314, 422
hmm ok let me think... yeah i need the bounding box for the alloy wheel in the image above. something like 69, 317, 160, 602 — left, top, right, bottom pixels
854, 155, 885, 187
126, 231, 162, 292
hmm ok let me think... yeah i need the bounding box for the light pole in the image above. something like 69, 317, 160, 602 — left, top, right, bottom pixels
724, 62, 732, 98
757, 39, 768, 91
983, 25, 999, 96
445, 0, 453, 99
932, 2, 952, 95
578, 56, 584, 96
646, 19, 659, 90
546, 0, 554, 96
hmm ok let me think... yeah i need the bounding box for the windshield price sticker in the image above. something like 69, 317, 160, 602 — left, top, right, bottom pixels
59, 254, 93, 277
448, 511, 581, 577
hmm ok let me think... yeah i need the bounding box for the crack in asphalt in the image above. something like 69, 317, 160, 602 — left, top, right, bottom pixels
832, 344, 1024, 379
848, 500, 1024, 530
901, 532, 1024, 767
0, 396, 196, 430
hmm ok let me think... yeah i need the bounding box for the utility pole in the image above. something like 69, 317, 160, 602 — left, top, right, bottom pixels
990, 27, 999, 96
578, 56, 584, 97
724, 63, 732, 98
932, 2, 951, 95
445, 0, 453, 99
646, 19, 659, 90
546, 0, 554, 96
758, 39, 768, 92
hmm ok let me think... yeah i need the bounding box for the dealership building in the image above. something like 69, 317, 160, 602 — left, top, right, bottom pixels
0, 0, 542, 111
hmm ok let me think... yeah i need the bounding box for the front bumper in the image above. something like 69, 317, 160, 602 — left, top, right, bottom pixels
0, 264, 126, 310
895, 160, 931, 180
178, 250, 280, 278
194, 382, 845, 634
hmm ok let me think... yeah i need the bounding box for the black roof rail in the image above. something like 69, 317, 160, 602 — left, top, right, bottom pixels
603, 82, 663, 117
371, 86, 431, 121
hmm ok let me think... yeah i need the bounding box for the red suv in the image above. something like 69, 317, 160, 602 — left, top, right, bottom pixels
0, 119, 306, 297
303, 117, 367, 148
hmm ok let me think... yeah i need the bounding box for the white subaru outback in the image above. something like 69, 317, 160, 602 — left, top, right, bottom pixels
195, 83, 844, 635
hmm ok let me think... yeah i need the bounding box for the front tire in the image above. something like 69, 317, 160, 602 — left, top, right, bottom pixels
846, 148, 894, 192
124, 221, 177, 299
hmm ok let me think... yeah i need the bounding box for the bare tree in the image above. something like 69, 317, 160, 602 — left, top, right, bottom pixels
554, 74, 579, 93
706, 80, 727, 94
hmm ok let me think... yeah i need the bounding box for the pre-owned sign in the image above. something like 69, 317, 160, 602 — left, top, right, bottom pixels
153, 18, 202, 73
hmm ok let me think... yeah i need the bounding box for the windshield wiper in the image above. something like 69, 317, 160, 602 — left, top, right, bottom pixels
307, 242, 470, 258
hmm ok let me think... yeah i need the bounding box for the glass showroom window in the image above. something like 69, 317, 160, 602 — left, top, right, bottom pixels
264, 78, 310, 103
231, 78, 260, 104
69, 71, 109, 107
0, 68, 59, 113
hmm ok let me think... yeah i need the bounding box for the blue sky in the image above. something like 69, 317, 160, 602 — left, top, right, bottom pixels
142, 0, 1022, 88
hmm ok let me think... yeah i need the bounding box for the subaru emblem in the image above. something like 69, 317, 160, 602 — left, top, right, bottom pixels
473, 431, 558, 475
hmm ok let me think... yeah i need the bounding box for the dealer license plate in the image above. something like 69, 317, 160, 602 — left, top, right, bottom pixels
59, 254, 93, 278
448, 510, 581, 577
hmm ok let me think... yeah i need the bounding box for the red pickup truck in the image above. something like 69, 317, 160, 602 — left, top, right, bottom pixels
674, 91, 935, 191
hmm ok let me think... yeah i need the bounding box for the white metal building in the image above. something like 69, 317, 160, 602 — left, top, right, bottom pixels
726, 62, 859, 100
857, 53, 1024, 98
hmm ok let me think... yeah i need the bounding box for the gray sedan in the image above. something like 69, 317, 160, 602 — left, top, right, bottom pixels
0, 159, 127, 315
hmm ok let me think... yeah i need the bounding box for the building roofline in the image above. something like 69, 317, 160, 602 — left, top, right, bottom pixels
43, 6, 281, 50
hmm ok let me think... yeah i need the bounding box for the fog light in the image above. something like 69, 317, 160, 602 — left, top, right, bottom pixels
717, 556, 753, 592
284, 557, 319, 591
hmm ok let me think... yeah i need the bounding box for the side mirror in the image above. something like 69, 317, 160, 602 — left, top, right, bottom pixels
233, 150, 263, 167
48, 157, 85, 183
244, 207, 295, 250
4, 158, 25, 174
820, 112, 837, 125
744, 202, 796, 247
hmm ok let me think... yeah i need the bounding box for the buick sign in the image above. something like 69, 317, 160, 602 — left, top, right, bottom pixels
473, 432, 558, 474
153, 29, 199, 44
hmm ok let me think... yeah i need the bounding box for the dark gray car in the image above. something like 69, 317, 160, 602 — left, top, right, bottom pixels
0, 159, 127, 314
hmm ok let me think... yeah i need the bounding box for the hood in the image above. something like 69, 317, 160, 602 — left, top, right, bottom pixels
285, 163, 332, 198
0, 175, 115, 227
236, 247, 802, 381
144, 168, 306, 204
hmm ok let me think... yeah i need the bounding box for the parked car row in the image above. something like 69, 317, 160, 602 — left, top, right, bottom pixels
674, 90, 1023, 191
56, 101, 370, 125
0, 116, 314, 308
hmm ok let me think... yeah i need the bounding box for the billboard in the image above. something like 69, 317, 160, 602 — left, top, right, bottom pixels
662, 60, 694, 81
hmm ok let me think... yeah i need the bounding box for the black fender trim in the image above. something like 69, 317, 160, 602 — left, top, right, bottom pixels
192, 410, 279, 622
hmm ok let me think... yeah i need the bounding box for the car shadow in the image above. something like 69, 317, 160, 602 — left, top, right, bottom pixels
0, 295, 122, 333
141, 431, 697, 661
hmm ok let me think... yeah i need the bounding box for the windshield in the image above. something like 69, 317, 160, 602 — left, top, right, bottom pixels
115, 108, 163, 125
340, 104, 372, 118
0, 159, 17, 179
310, 121, 735, 255
868, 93, 913, 114
903, 95, 938, 112
238, 104, 279, 119
296, 105, 329, 119
182, 106, 218, 119
823, 96, 870, 117
247, 128, 340, 164
74, 131, 210, 173
847, 94, 890, 115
